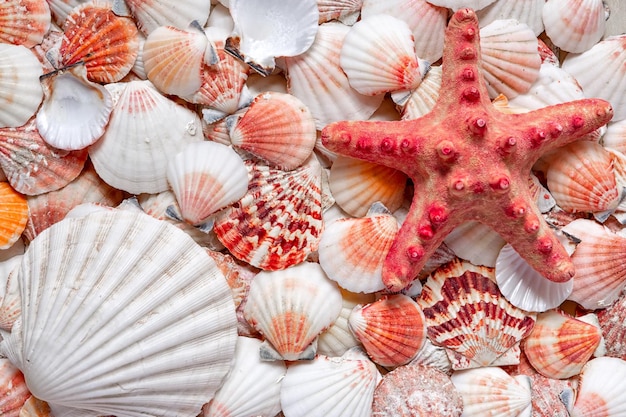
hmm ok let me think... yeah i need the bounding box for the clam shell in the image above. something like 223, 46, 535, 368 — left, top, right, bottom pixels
400, 65, 442, 120
0, 183, 28, 250
213, 156, 323, 271
280, 348, 381, 417
242, 262, 342, 361
602, 119, 626, 154
418, 260, 537, 370
571, 357, 626, 417
0, 209, 238, 417
542, 0, 606, 53
477, 0, 545, 36
228, 92, 317, 170
443, 221, 506, 268
0, 358, 31, 416
0, 0, 51, 47
0, 44, 43, 129
124, 0, 211, 35
166, 141, 249, 227
317, 0, 362, 25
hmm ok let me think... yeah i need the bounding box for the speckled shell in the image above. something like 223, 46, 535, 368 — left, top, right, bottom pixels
400, 65, 442, 120
477, 0, 545, 36
0, 358, 31, 416
597, 291, 626, 361
0, 183, 28, 250
570, 357, 626, 417
124, 0, 211, 35
228, 92, 317, 171
542, 0, 606, 53
243, 262, 342, 361
317, 0, 362, 24
443, 221, 506, 268
418, 260, 537, 370
522, 309, 601, 379
0, 0, 50, 47
213, 156, 323, 271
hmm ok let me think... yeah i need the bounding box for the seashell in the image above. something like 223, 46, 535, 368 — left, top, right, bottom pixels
372, 362, 464, 417
348, 294, 426, 367
0, 0, 51, 47
280, 348, 381, 417
602, 119, 626, 154
451, 367, 532, 417
213, 156, 323, 271
562, 35, 626, 122
408, 337, 453, 375
0, 358, 31, 416
400, 65, 442, 120
318, 206, 398, 293
142, 25, 208, 97
542, 0, 606, 53
0, 183, 28, 250
329, 155, 407, 218
18, 396, 52, 417
228, 92, 317, 170
46, 0, 87, 26
522, 309, 601, 379
226, 0, 319, 75
59, 0, 139, 83
36, 64, 113, 151
0, 209, 238, 417
339, 15, 426, 96
201, 336, 285, 417
418, 259, 537, 370
597, 293, 626, 362
124, 0, 211, 35
529, 172, 556, 213
425, 0, 497, 11
477, 0, 545, 36
479, 19, 541, 99
242, 262, 342, 361
317, 0, 362, 25
166, 141, 248, 227
0, 118, 88, 196
282, 22, 384, 130
537, 37, 560, 66
89, 80, 203, 194
443, 221, 506, 268
0, 240, 23, 331
202, 116, 233, 146
570, 357, 626, 417
0, 44, 43, 129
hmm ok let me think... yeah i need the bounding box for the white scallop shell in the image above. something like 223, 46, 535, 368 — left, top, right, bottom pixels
602, 119, 626, 154
477, 0, 545, 36
125, 0, 212, 35
542, 0, 606, 53
444, 221, 506, 268
0, 209, 238, 417
317, 0, 363, 25
571, 357, 626, 417
400, 65, 442, 120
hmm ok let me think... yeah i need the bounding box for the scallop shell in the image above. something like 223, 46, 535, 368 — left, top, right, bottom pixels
597, 291, 626, 360
0, 0, 51, 47
0, 358, 31, 416
0, 240, 23, 331
124, 0, 211, 35
282, 22, 384, 130
571, 357, 626, 417
36, 64, 113, 151
348, 294, 426, 367
88, 80, 203, 194
18, 396, 52, 417
0, 183, 28, 250
443, 221, 506, 268
477, 0, 545, 36
166, 141, 248, 227
59, 0, 139, 83
329, 155, 407, 218
228, 92, 317, 170
280, 348, 381, 417
542, 0, 606, 53
201, 336, 285, 417
317, 0, 362, 25
0, 209, 238, 417
522, 309, 601, 380
242, 262, 342, 361
425, 0, 497, 11
213, 155, 323, 271
46, 0, 86, 26
418, 259, 537, 370
0, 44, 43, 129
602, 119, 626, 154
408, 337, 453, 375
400, 65, 442, 120
0, 118, 88, 196
479, 19, 541, 99
451, 367, 532, 417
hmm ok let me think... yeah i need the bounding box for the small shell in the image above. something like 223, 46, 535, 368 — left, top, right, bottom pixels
243, 262, 342, 361
443, 221, 506, 268
542, 0, 606, 53
18, 396, 52, 417
0, 183, 28, 250
317, 0, 362, 25
451, 367, 532, 417
0, 358, 31, 416
570, 357, 626, 417
124, 0, 211, 35
228, 92, 317, 170
602, 119, 626, 154
166, 141, 248, 227
477, 0, 545, 36
522, 309, 602, 379
400, 65, 442, 120
0, 0, 51, 47
348, 294, 426, 367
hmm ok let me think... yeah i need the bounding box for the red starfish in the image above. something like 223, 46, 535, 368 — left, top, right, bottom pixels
321, 8, 613, 292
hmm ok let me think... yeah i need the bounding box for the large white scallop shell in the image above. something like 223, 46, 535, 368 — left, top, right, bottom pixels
571, 357, 626, 417
542, 0, 606, 53
0, 209, 238, 417
477, 0, 545, 36
444, 221, 506, 268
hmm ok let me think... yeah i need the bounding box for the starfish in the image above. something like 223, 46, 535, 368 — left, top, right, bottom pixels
321, 8, 613, 292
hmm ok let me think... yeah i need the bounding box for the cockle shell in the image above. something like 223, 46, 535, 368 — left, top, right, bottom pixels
0, 209, 238, 417
570, 357, 626, 417
477, 0, 545, 36
124, 0, 211, 35
0, 358, 31, 416
0, 183, 28, 250
0, 0, 51, 47
542, 0, 606, 53
317, 0, 362, 25
242, 262, 342, 361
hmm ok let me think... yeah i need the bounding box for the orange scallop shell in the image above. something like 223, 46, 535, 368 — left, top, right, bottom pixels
0, 182, 28, 249
0, 0, 51, 47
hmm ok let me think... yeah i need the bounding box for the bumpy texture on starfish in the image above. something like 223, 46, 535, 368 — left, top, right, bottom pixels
321, 8, 613, 292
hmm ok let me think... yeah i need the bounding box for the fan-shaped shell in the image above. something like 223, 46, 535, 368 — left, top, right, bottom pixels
213, 156, 323, 271
570, 357, 626, 417
477, 0, 545, 36
0, 0, 50, 47
542, 0, 606, 53
418, 259, 537, 370
317, 0, 362, 25
400, 65, 442, 120
0, 358, 31, 416
0, 209, 238, 417
124, 0, 211, 35
443, 221, 506, 268
228, 92, 317, 170
0, 44, 43, 129
243, 262, 342, 361
166, 141, 248, 227
0, 183, 28, 250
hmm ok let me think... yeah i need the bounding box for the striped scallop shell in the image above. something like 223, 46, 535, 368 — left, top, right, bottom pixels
201, 336, 285, 417
89, 80, 203, 194
243, 262, 342, 361
213, 156, 323, 271
477, 0, 545, 36
602, 119, 626, 154
329, 155, 407, 218
0, 44, 43, 129
280, 348, 381, 417
0, 209, 238, 417
443, 221, 506, 268
542, 0, 606, 53
418, 259, 537, 370
0, 0, 50, 47
571, 357, 626, 417
0, 183, 28, 250
522, 309, 601, 379
451, 367, 532, 417
0, 358, 31, 416
124, 0, 211, 35
425, 0, 497, 11
348, 294, 426, 367
228, 92, 317, 171
400, 65, 442, 120
317, 0, 362, 24
479, 19, 541, 99
340, 14, 425, 96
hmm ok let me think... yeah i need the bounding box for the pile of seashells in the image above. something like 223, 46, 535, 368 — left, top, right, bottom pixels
0, 0, 625, 416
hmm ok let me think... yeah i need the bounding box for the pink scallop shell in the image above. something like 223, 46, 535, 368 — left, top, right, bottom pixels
0, 0, 51, 47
